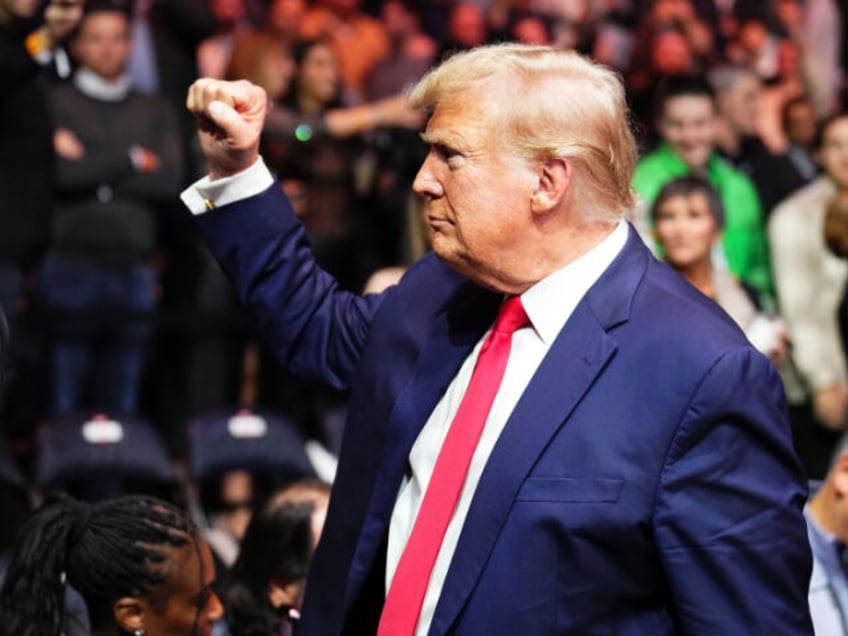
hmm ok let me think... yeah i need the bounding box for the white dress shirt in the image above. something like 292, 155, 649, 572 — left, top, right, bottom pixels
388, 221, 628, 635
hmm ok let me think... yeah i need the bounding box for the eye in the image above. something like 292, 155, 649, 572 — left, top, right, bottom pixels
433, 143, 461, 163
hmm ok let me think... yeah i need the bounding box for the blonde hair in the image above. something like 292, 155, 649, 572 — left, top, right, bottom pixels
409, 44, 637, 223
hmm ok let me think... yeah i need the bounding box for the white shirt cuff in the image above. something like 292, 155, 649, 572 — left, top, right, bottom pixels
180, 156, 274, 215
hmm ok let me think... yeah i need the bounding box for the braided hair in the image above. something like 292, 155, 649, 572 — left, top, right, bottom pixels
0, 493, 199, 636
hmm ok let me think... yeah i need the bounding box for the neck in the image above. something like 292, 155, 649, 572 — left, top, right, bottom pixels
714, 120, 740, 157
676, 259, 714, 297
74, 67, 131, 101
297, 93, 323, 115
506, 218, 619, 294
809, 486, 846, 541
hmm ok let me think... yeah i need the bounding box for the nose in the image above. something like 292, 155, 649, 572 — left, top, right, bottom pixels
412, 152, 444, 199
207, 591, 224, 621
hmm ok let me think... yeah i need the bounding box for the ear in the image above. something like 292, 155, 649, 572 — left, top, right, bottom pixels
113, 597, 145, 633
530, 158, 571, 214
832, 454, 848, 497
268, 576, 303, 609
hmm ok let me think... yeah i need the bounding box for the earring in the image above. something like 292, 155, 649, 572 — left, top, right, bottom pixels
133, 630, 145, 636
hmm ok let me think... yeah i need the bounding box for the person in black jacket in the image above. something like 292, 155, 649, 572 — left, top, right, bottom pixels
0, 0, 81, 432
44, 2, 182, 414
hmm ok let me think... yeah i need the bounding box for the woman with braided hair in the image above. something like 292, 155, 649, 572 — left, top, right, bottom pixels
0, 494, 223, 636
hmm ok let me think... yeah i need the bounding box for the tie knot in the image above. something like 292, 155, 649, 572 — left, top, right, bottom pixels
493, 296, 529, 334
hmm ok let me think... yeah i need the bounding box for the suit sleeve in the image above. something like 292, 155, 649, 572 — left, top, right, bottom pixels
653, 346, 813, 634
193, 182, 382, 389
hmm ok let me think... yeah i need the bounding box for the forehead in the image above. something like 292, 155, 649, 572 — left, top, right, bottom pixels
303, 42, 335, 63
164, 538, 214, 591
662, 95, 714, 119
79, 11, 128, 35
423, 87, 495, 146
729, 74, 760, 95
787, 101, 814, 118
823, 118, 848, 144
660, 191, 710, 209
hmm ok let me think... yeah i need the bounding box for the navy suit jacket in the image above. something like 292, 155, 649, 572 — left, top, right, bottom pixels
196, 183, 813, 635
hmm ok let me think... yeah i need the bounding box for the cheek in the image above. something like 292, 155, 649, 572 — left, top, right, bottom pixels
655, 222, 673, 243
695, 223, 717, 245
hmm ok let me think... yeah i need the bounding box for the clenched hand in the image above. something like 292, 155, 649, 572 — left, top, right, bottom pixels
186, 79, 268, 180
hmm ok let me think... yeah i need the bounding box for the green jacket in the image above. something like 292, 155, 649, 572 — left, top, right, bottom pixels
632, 142, 773, 303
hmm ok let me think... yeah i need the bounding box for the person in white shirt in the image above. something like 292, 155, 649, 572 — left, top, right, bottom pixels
181, 44, 812, 635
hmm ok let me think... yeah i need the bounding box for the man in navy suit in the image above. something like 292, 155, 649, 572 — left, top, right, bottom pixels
183, 44, 813, 634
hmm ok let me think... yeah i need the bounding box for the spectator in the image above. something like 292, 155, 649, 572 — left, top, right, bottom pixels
44, 3, 182, 414
225, 28, 294, 102
264, 38, 387, 290
508, 12, 550, 45
435, 2, 489, 61
804, 434, 848, 634
651, 176, 788, 365
709, 64, 810, 217
0, 0, 82, 433
759, 37, 830, 153
782, 95, 821, 185
219, 480, 330, 636
626, 0, 712, 145
202, 469, 263, 573
125, 0, 215, 179
632, 74, 774, 306
0, 494, 223, 636
769, 113, 848, 479
725, 12, 781, 82
625, 23, 702, 150
197, 0, 251, 79
774, 0, 842, 118
367, 0, 436, 101
265, 0, 305, 48
299, 0, 390, 100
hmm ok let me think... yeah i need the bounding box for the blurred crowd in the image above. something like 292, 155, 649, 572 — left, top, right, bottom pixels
4, 0, 848, 632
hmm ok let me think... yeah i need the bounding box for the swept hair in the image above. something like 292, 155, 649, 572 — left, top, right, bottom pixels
0, 494, 198, 636
409, 43, 638, 223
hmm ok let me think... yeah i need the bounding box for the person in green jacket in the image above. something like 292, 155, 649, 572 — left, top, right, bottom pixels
632, 75, 774, 306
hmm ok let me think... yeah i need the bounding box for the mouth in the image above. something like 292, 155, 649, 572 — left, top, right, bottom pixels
426, 213, 451, 229
664, 241, 692, 253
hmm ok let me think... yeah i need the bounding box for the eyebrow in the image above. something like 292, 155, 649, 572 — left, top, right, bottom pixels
419, 131, 440, 145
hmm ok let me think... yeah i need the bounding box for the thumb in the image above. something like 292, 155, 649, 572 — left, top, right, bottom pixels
207, 100, 252, 144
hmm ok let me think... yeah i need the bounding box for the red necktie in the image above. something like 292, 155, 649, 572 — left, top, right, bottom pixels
378, 296, 530, 635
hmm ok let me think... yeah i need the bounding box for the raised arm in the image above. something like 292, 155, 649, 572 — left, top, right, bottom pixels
183, 78, 383, 389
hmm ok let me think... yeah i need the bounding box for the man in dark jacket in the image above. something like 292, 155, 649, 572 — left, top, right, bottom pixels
44, 2, 182, 413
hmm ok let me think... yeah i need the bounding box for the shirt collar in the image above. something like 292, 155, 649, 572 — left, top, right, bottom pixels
521, 221, 629, 345
74, 67, 131, 102
805, 504, 848, 580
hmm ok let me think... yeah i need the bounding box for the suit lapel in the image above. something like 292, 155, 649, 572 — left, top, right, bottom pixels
429, 226, 650, 634
344, 283, 502, 614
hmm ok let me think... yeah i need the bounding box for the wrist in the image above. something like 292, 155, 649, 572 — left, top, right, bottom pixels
371, 104, 385, 127
208, 151, 260, 181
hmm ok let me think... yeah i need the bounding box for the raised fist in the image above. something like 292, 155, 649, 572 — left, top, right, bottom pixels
186, 78, 268, 180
